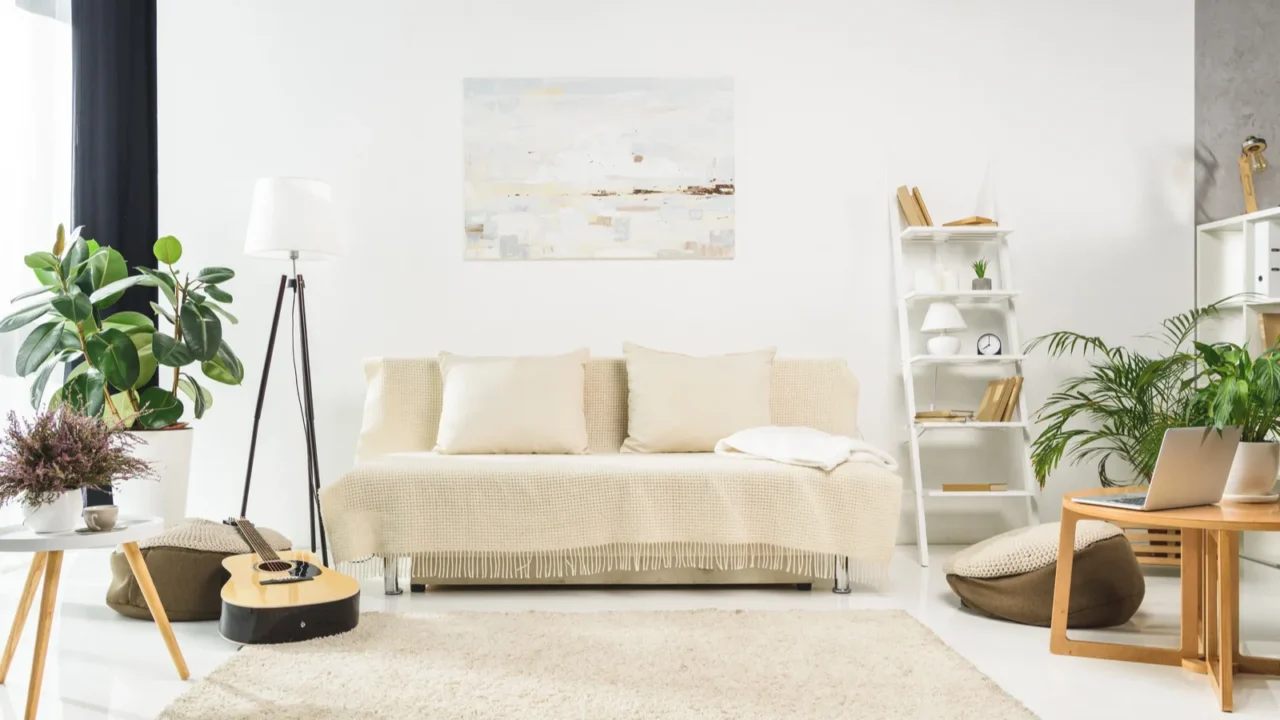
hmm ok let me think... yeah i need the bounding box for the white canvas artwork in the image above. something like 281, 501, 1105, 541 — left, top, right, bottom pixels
464, 78, 734, 260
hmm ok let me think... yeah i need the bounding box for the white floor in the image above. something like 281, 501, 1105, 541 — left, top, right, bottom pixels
1, 546, 1278, 719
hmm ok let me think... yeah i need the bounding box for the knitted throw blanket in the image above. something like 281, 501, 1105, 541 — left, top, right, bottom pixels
137, 518, 292, 554
320, 452, 903, 586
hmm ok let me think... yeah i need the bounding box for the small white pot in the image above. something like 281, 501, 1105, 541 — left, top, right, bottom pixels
23, 491, 83, 534
1225, 441, 1280, 498
115, 428, 194, 527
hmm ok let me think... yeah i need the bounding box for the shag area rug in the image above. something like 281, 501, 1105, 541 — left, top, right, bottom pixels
162, 610, 1035, 719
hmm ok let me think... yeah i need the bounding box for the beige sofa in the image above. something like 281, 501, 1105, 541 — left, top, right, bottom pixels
320, 357, 903, 594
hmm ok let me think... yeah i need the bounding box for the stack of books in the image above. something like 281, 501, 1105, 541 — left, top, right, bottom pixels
914, 409, 974, 424
976, 376, 1023, 422
895, 186, 934, 227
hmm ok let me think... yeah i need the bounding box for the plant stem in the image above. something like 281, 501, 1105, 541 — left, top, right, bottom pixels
170, 276, 183, 396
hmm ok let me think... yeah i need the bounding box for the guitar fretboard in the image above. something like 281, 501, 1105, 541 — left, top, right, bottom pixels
234, 519, 280, 562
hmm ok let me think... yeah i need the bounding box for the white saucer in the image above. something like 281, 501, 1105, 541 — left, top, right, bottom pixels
1220, 492, 1280, 504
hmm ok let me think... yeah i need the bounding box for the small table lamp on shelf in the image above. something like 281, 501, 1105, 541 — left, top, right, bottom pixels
922, 302, 966, 356
241, 177, 344, 565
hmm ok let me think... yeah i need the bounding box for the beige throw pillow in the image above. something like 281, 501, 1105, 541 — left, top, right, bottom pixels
621, 342, 776, 453
434, 350, 590, 454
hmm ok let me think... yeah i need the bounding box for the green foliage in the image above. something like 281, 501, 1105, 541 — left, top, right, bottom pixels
1190, 341, 1280, 442
972, 257, 988, 279
1026, 302, 1226, 488
0, 224, 242, 429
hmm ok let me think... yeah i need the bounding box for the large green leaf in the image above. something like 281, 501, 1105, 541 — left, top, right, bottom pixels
203, 284, 233, 303
150, 301, 175, 324
131, 331, 158, 389
52, 224, 66, 255
204, 301, 238, 325
138, 387, 183, 428
89, 249, 131, 306
196, 267, 235, 284
50, 288, 93, 323
88, 275, 147, 305
201, 341, 244, 385
62, 370, 106, 417
86, 328, 141, 391
60, 237, 89, 281
106, 391, 140, 429
15, 321, 65, 376
0, 301, 51, 333
137, 267, 178, 306
180, 301, 222, 362
23, 252, 59, 271
29, 361, 57, 410
153, 236, 183, 265
153, 332, 195, 367
102, 311, 155, 335
11, 286, 52, 303
178, 373, 212, 419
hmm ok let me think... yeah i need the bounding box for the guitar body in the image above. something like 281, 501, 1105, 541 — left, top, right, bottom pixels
219, 548, 361, 645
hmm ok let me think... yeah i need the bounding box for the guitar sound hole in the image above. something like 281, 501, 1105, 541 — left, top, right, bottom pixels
257, 560, 294, 573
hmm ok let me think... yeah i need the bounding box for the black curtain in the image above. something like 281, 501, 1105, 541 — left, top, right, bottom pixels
71, 0, 159, 505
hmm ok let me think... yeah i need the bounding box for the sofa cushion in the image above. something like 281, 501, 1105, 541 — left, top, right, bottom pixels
355, 357, 860, 460
621, 343, 775, 453
944, 522, 1144, 629
435, 350, 590, 454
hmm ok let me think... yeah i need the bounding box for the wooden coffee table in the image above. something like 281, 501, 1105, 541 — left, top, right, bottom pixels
0, 517, 188, 720
1052, 487, 1280, 712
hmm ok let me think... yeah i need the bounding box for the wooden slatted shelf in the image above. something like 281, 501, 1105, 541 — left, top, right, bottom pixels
1111, 522, 1182, 568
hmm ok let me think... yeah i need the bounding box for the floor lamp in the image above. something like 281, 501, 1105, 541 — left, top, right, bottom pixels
240, 177, 343, 566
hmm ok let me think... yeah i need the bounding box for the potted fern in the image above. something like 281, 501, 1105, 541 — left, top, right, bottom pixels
972, 258, 992, 291
1027, 303, 1223, 488
0, 224, 244, 524
1192, 341, 1280, 500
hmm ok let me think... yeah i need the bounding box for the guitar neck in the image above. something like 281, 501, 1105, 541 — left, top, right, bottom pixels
233, 519, 279, 561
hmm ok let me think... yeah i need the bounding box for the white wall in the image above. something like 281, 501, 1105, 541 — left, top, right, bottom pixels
156, 0, 1195, 546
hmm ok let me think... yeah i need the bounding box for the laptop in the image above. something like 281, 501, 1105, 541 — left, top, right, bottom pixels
1073, 427, 1241, 511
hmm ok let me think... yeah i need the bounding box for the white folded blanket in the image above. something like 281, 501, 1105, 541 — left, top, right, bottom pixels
714, 426, 899, 472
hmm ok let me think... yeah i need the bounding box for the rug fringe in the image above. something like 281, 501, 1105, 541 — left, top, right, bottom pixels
338, 543, 889, 589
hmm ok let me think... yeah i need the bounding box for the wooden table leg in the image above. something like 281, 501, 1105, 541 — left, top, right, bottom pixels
0, 552, 47, 685
121, 542, 189, 680
1217, 529, 1239, 712
24, 550, 62, 720
1049, 509, 1078, 656
1180, 529, 1203, 661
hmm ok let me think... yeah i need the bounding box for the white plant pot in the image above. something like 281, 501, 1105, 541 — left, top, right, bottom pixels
115, 428, 194, 528
1225, 441, 1280, 498
23, 491, 83, 534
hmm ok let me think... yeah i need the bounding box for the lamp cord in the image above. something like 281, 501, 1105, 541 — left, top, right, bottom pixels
289, 267, 313, 536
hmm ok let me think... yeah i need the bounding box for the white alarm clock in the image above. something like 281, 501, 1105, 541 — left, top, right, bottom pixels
977, 333, 1003, 356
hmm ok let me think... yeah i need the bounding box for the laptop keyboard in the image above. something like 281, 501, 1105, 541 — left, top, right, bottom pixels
1109, 495, 1147, 506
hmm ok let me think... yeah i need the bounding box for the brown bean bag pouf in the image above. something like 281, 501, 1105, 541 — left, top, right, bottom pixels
944, 520, 1145, 629
107, 518, 291, 622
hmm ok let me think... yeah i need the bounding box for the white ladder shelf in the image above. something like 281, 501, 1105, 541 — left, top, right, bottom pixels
888, 195, 1039, 566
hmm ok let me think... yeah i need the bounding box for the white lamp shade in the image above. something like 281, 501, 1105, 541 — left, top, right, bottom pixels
244, 177, 343, 260
921, 302, 967, 333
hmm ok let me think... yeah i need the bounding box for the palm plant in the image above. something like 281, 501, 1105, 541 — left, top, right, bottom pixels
1190, 341, 1280, 442
1026, 302, 1225, 488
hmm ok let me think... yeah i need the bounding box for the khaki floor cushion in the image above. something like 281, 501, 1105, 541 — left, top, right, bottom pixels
107, 518, 291, 622
944, 520, 1145, 629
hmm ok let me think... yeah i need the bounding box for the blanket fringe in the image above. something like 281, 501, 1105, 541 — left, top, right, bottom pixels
338, 543, 889, 589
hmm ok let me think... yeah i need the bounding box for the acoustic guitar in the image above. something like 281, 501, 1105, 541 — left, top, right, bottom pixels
219, 517, 361, 644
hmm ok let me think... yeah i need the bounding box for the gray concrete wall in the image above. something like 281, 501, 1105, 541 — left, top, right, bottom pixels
1197, 0, 1280, 223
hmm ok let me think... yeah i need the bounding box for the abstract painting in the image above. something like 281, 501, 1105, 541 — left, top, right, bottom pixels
464, 78, 734, 260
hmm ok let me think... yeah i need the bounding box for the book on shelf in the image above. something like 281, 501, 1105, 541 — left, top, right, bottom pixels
1000, 377, 1024, 421
912, 187, 934, 226
896, 185, 928, 226
1260, 312, 1280, 349
974, 376, 1023, 422
942, 216, 997, 227
916, 416, 969, 423
914, 409, 974, 419
941, 483, 1009, 492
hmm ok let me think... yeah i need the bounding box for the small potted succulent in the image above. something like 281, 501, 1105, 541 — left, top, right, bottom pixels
0, 408, 152, 533
972, 258, 992, 291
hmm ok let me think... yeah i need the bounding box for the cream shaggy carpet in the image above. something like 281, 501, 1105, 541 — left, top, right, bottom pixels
162, 610, 1035, 719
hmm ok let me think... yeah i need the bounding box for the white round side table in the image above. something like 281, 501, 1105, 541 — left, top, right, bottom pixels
0, 516, 189, 720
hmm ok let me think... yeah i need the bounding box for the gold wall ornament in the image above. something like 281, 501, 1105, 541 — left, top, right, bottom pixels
1239, 136, 1269, 213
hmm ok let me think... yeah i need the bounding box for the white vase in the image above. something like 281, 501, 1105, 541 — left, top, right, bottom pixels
23, 491, 83, 534
115, 428, 194, 527
1225, 441, 1280, 498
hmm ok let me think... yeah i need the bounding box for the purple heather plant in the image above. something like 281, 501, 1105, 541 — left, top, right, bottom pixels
0, 408, 153, 508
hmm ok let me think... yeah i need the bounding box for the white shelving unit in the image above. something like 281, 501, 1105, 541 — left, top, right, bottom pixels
889, 194, 1039, 567
1196, 208, 1280, 567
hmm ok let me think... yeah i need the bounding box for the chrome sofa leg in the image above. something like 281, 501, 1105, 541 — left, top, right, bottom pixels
833, 556, 851, 594
383, 556, 402, 596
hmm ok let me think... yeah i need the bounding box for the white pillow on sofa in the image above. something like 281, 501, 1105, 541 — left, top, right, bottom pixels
621, 342, 775, 453
435, 349, 590, 454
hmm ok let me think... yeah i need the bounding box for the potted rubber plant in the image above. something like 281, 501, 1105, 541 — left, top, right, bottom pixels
0, 225, 244, 523
0, 408, 152, 533
971, 258, 991, 291
1191, 341, 1280, 499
